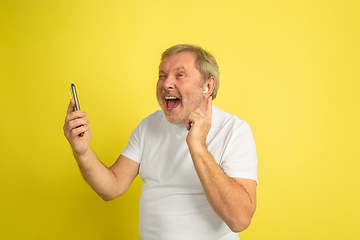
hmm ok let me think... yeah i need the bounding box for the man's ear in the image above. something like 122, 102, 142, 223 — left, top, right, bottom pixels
203, 77, 215, 98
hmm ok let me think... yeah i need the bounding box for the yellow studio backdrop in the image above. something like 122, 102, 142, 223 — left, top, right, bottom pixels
0, 0, 359, 239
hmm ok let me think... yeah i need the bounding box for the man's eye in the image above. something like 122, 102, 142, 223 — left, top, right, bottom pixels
159, 75, 166, 80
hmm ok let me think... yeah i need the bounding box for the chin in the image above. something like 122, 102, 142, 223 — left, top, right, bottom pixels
158, 102, 183, 124
165, 116, 185, 125
163, 112, 186, 125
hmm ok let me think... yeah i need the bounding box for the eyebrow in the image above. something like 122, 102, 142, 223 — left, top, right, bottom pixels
159, 66, 187, 74
175, 66, 186, 71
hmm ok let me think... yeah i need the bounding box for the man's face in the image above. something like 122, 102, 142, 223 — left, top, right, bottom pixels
157, 51, 205, 125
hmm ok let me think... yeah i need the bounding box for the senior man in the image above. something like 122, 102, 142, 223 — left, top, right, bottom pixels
64, 44, 258, 240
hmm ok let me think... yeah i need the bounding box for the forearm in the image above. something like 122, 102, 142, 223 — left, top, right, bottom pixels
64, 101, 123, 201
189, 145, 256, 232
74, 149, 120, 201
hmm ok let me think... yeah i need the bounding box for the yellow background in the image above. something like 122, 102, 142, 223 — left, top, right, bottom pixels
1, 0, 359, 239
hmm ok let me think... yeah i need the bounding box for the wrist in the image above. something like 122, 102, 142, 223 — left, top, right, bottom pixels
73, 148, 94, 165
188, 141, 208, 158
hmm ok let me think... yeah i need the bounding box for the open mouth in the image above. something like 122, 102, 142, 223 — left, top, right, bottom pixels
165, 96, 181, 110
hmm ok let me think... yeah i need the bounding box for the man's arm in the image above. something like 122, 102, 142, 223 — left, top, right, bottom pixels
63, 99, 139, 201
186, 97, 256, 232
188, 147, 256, 232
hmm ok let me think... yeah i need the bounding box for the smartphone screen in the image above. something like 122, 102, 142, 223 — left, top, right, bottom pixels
70, 84, 84, 137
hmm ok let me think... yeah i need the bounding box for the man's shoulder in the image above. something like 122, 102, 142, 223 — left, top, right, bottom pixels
145, 109, 164, 120
138, 110, 166, 128
212, 106, 248, 128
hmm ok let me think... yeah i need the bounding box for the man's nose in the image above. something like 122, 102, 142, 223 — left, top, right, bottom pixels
163, 75, 176, 90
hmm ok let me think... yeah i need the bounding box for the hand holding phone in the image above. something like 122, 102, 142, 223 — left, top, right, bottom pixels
70, 84, 84, 137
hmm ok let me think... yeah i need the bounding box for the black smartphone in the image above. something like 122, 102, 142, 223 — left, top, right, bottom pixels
70, 84, 84, 137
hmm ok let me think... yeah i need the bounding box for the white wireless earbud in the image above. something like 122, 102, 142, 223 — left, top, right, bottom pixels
204, 87, 208, 93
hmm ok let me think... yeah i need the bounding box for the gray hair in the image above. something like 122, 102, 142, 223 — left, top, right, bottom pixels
160, 44, 219, 99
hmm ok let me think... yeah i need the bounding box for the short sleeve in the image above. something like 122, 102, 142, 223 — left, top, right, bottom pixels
220, 122, 258, 185
121, 124, 141, 163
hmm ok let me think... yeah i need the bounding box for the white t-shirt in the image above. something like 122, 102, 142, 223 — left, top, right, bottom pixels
122, 106, 258, 240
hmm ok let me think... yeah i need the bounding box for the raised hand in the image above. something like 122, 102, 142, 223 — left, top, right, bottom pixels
63, 99, 91, 157
185, 97, 212, 149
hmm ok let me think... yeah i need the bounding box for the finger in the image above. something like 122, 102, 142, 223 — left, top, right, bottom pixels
205, 97, 212, 119
185, 112, 196, 131
71, 124, 89, 137
65, 110, 87, 124
68, 118, 89, 131
67, 99, 75, 114
185, 115, 192, 131
64, 114, 88, 137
